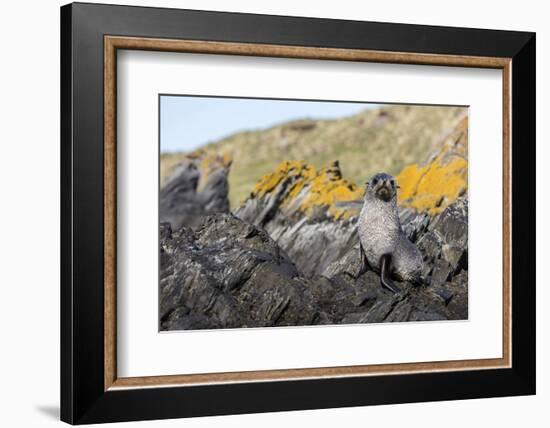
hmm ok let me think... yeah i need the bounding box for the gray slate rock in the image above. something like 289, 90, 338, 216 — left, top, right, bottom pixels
160, 196, 469, 330
160, 214, 322, 330
160, 158, 230, 230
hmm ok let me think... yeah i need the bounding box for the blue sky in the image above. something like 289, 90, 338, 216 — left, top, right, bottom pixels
160, 95, 381, 153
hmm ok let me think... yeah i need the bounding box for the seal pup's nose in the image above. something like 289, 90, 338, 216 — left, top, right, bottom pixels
375, 177, 393, 202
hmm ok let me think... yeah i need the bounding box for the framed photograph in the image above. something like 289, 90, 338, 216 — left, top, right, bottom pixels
60, 2, 535, 424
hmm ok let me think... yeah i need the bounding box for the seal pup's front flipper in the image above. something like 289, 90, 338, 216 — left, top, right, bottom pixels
357, 242, 370, 277
380, 253, 400, 294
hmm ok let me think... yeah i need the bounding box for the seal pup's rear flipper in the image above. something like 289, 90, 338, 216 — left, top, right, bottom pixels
380, 253, 400, 294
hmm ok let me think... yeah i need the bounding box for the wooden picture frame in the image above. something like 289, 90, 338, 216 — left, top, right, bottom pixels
61, 2, 535, 424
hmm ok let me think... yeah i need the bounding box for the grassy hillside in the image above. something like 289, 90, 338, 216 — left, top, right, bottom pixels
161, 104, 467, 208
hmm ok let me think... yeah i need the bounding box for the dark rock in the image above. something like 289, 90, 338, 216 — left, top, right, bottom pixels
400, 209, 431, 242
357, 292, 408, 323
264, 218, 358, 278
430, 197, 468, 250
417, 230, 443, 263
310, 271, 383, 323
160, 161, 203, 230
431, 285, 455, 305
161, 193, 469, 329
441, 244, 466, 272
322, 244, 365, 278
444, 269, 469, 319
160, 214, 322, 330
237, 264, 320, 327
160, 155, 230, 230
430, 258, 453, 287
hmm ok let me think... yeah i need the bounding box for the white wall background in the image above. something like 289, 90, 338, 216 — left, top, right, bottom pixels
0, 1, 545, 427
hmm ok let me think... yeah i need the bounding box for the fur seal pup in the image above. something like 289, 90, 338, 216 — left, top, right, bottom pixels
358, 172, 423, 293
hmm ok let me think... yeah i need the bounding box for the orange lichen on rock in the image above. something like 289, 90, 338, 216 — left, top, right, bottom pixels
252, 161, 315, 198
396, 116, 468, 215
247, 115, 468, 219
182, 149, 233, 191
296, 162, 363, 219
251, 160, 363, 220
198, 150, 232, 176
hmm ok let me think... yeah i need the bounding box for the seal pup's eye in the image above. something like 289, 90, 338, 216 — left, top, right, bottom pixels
372, 178, 378, 185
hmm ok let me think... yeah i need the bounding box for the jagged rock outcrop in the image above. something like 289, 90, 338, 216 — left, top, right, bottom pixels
235, 160, 362, 276
160, 214, 324, 330
160, 151, 231, 229
160, 201, 468, 330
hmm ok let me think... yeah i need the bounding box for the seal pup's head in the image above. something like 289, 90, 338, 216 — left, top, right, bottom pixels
365, 172, 399, 203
